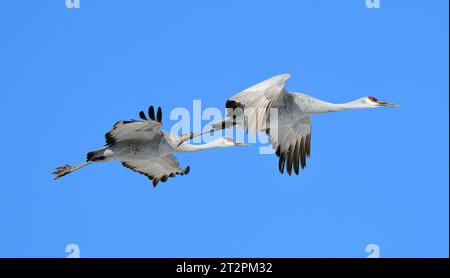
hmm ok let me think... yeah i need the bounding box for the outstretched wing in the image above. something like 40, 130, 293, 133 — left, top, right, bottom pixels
268, 115, 311, 175
121, 154, 190, 187
219, 73, 291, 135
105, 120, 163, 146
212, 74, 312, 175
138, 105, 194, 145
105, 105, 164, 146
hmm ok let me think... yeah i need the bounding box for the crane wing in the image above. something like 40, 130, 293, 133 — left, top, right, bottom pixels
220, 73, 291, 135
105, 105, 169, 146
268, 116, 311, 175
209, 74, 312, 175
138, 105, 195, 144
105, 120, 164, 146
121, 154, 190, 187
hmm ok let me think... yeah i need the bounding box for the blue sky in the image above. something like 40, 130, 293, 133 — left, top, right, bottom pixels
0, 0, 448, 258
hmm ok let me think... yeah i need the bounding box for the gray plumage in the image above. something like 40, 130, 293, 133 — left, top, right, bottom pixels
210, 73, 399, 175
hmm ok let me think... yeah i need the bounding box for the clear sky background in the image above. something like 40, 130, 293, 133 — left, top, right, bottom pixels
0, 0, 448, 258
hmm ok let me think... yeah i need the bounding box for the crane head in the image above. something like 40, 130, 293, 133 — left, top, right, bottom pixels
366, 96, 400, 108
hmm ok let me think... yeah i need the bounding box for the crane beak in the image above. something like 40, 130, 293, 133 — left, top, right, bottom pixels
376, 100, 400, 108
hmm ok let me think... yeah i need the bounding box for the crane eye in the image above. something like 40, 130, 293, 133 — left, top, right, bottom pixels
368, 96, 378, 102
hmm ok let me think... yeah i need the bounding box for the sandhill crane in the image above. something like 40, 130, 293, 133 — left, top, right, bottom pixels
53, 105, 247, 187
209, 74, 399, 175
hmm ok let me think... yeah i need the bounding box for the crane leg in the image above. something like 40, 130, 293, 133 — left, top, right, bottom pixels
52, 161, 93, 180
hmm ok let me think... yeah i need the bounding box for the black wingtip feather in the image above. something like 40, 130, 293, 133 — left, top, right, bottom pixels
275, 145, 281, 157
157, 107, 162, 124
148, 106, 155, 121
152, 178, 159, 187
286, 144, 295, 176
184, 166, 190, 175
139, 111, 147, 120
300, 138, 306, 169
293, 141, 300, 175
278, 152, 286, 174
306, 133, 311, 157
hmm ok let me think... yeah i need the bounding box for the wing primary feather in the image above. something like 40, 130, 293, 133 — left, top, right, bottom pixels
278, 152, 286, 174
139, 111, 147, 120
286, 144, 294, 176
300, 137, 306, 169
157, 107, 162, 124
148, 106, 155, 121
184, 166, 190, 175
293, 140, 300, 175
152, 178, 159, 187
306, 133, 311, 157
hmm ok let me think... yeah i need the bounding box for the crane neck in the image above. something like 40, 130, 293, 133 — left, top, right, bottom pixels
299, 97, 371, 114
176, 141, 224, 152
